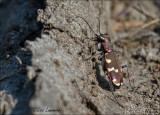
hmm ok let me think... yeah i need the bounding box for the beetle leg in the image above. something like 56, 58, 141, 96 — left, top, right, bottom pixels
83, 52, 102, 61
122, 65, 132, 87
108, 75, 115, 95
96, 42, 102, 51
107, 73, 124, 107
98, 53, 104, 61
104, 71, 108, 78
102, 57, 108, 77
104, 69, 113, 92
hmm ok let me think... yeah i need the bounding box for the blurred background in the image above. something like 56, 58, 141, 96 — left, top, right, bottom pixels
0, 0, 159, 114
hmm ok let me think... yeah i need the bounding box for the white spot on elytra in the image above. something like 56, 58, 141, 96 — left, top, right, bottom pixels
113, 79, 116, 82
106, 59, 111, 63
108, 67, 118, 73
112, 79, 123, 86
115, 83, 120, 86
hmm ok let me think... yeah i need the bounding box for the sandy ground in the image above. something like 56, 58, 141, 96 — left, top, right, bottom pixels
0, 0, 160, 115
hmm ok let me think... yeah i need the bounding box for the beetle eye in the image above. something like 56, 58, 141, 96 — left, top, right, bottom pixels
100, 36, 103, 40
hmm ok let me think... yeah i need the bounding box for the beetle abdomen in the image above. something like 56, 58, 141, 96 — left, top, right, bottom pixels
105, 52, 123, 86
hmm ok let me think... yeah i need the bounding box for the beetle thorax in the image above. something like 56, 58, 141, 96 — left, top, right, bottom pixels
102, 42, 113, 52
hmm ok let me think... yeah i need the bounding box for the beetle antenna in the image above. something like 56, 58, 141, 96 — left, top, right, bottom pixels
96, 17, 101, 35
75, 16, 98, 37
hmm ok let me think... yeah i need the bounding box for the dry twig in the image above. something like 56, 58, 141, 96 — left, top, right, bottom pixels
0, 56, 22, 82
129, 18, 160, 38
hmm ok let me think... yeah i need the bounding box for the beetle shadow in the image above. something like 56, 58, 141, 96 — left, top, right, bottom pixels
95, 62, 111, 91
95, 62, 125, 108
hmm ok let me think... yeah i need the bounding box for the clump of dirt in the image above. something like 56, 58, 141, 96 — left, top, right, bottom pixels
0, 0, 159, 115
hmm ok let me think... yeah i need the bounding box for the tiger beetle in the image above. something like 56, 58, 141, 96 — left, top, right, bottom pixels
75, 16, 132, 107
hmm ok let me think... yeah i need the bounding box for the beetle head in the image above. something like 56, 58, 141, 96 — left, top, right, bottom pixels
99, 34, 111, 43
